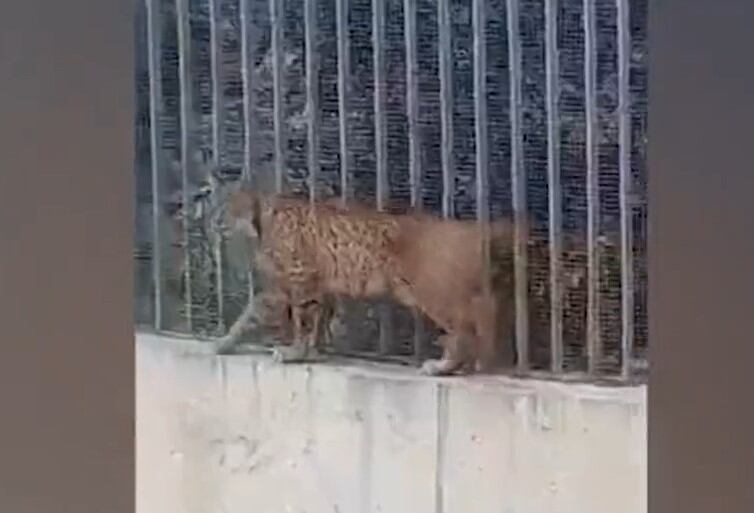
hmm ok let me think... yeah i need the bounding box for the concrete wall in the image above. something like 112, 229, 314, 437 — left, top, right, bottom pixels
136, 333, 647, 513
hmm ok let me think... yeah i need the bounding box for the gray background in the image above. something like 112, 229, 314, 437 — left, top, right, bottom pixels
1, 0, 753, 511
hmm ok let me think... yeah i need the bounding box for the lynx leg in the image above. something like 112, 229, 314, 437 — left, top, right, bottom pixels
215, 287, 287, 354
272, 301, 309, 363
302, 301, 324, 360
215, 299, 258, 355
419, 333, 469, 376
272, 299, 328, 363
313, 299, 337, 350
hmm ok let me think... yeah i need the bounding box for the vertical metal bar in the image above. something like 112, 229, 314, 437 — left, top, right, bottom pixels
305, 0, 320, 203
270, 0, 285, 193
506, 0, 529, 372
177, 0, 194, 332
239, 0, 256, 317
209, 0, 223, 188
373, 0, 392, 355
473, 0, 491, 295
240, 0, 254, 181
438, 0, 454, 218
404, 0, 425, 361
584, 0, 601, 374
616, 0, 634, 378
544, 0, 563, 373
209, 0, 226, 331
146, 0, 164, 331
404, 0, 420, 209
373, 0, 388, 210
334, 0, 350, 356
336, 0, 350, 204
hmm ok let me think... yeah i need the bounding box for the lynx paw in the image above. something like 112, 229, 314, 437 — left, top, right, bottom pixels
305, 346, 323, 361
215, 336, 239, 355
419, 359, 446, 376
272, 345, 309, 364
419, 359, 465, 377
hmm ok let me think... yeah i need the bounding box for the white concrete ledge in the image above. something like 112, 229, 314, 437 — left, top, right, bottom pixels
137, 332, 647, 513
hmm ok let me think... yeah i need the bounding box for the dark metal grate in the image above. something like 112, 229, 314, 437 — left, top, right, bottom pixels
134, 0, 649, 383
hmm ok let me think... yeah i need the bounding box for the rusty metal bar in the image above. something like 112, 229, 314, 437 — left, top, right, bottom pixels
270, 0, 285, 192
305, 0, 320, 202
544, 0, 563, 373
584, 0, 602, 374
176, 0, 194, 332
336, 0, 350, 204
506, 0, 529, 372
438, 0, 454, 218
616, 0, 634, 378
209, 0, 225, 331
146, 0, 164, 330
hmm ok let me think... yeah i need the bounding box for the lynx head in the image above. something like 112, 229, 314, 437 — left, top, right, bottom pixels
225, 183, 263, 241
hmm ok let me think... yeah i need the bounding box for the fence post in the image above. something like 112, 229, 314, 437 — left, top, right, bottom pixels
617, 0, 634, 379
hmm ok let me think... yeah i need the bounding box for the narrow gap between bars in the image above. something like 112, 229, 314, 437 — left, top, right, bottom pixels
506, 0, 529, 373
583, 0, 602, 374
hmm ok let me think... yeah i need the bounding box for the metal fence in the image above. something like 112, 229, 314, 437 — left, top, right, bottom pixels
134, 0, 648, 383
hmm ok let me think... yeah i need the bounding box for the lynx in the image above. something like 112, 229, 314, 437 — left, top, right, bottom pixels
218, 186, 517, 375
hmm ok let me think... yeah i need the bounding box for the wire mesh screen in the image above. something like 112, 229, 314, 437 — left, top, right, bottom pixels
134, 0, 648, 382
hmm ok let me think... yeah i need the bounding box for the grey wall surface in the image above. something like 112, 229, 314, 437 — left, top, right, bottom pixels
137, 333, 646, 513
